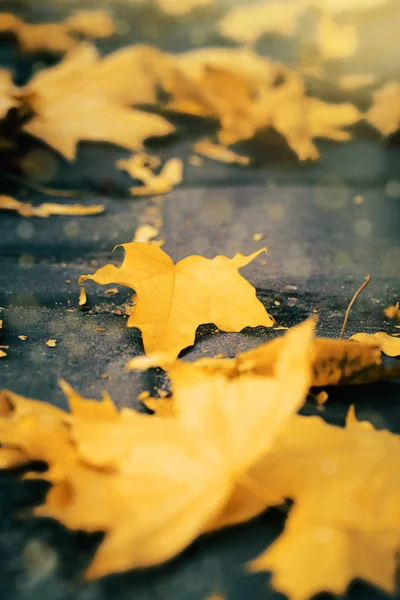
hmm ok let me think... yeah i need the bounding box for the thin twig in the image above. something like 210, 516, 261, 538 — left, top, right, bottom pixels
340, 274, 372, 339
0, 168, 82, 198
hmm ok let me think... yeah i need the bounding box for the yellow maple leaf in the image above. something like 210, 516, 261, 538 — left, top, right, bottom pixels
217, 0, 304, 44
162, 48, 361, 161
367, 82, 400, 136
0, 10, 115, 53
130, 329, 388, 386
316, 16, 359, 60
66, 10, 115, 39
0, 195, 104, 217
384, 302, 400, 321
0, 320, 314, 579
20, 44, 174, 160
350, 331, 400, 357
80, 243, 274, 361
248, 412, 400, 600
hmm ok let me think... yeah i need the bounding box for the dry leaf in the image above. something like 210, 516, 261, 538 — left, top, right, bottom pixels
0, 320, 314, 578
192, 140, 250, 165
217, 0, 304, 44
367, 82, 400, 136
316, 16, 359, 60
248, 412, 400, 600
66, 10, 115, 38
0, 350, 6, 358
338, 74, 376, 90
78, 287, 87, 306
21, 44, 174, 160
0, 10, 115, 54
46, 340, 57, 348
0, 195, 104, 217
163, 48, 361, 160
18, 335, 28, 341
80, 243, 274, 361
384, 302, 400, 321
13, 22, 77, 54
133, 224, 160, 243
133, 334, 381, 386
118, 156, 183, 197
350, 331, 400, 357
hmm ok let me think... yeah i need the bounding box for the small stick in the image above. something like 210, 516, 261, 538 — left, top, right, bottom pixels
340, 274, 371, 339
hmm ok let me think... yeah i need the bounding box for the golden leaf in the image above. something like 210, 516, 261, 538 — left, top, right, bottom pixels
162, 48, 360, 160
192, 140, 250, 165
117, 154, 183, 196
350, 331, 400, 357
248, 413, 400, 600
80, 243, 273, 361
367, 82, 400, 136
0, 320, 314, 578
217, 0, 304, 44
316, 16, 359, 60
78, 287, 87, 306
66, 10, 115, 39
384, 302, 400, 321
21, 44, 174, 160
0, 10, 115, 54
0, 195, 104, 217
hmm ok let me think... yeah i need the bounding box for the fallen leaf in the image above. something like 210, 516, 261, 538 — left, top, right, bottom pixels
79, 287, 87, 306
96, 328, 106, 333
350, 331, 400, 357
66, 10, 115, 39
384, 302, 400, 322
81, 243, 273, 361
46, 340, 57, 348
18, 335, 28, 341
316, 16, 359, 60
0, 350, 6, 358
133, 224, 160, 243
337, 74, 376, 90
0, 10, 116, 54
192, 140, 250, 165
248, 412, 400, 600
21, 44, 174, 160
0, 195, 104, 217
163, 48, 361, 160
217, 0, 304, 44
13, 21, 77, 53
0, 320, 314, 578
367, 82, 400, 136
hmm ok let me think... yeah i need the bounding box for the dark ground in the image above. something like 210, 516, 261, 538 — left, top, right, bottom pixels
0, 1, 399, 599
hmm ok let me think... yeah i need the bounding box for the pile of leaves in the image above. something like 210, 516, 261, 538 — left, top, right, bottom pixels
0, 318, 399, 598
0, 3, 400, 599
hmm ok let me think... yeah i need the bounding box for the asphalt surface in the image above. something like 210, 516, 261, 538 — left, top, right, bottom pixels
0, 1, 399, 599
